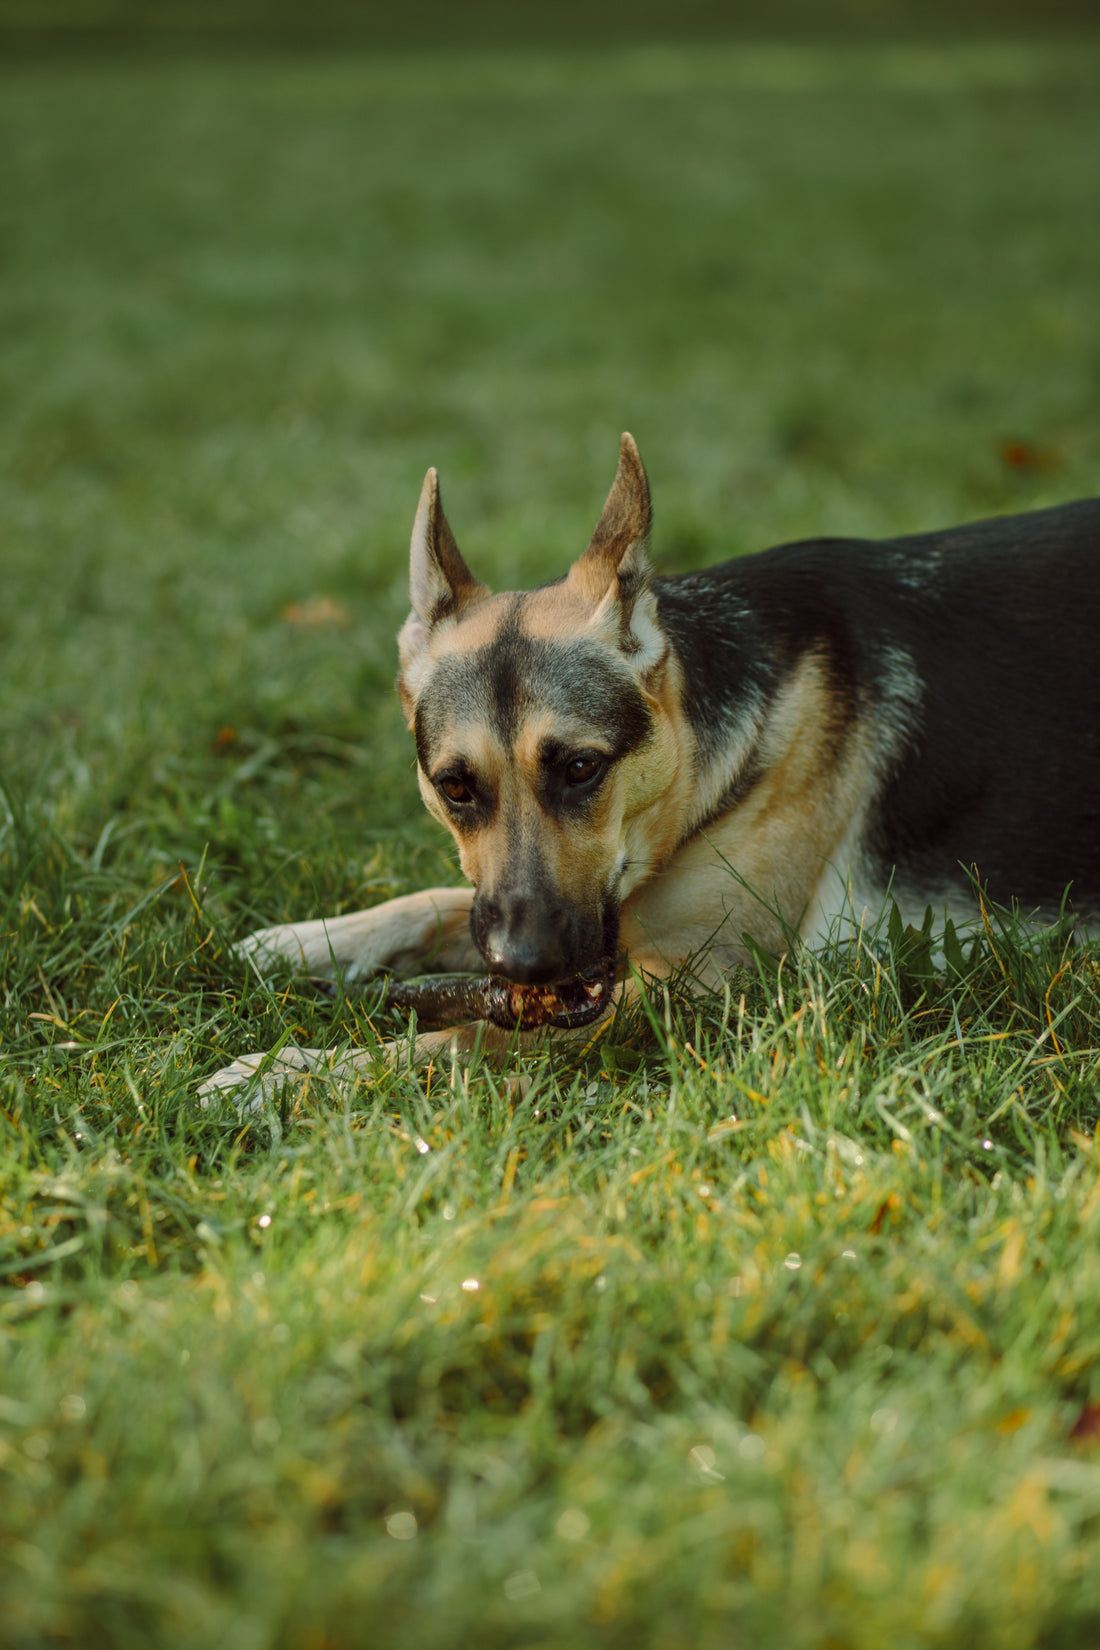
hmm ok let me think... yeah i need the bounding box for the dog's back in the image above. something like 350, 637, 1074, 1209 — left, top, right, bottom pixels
655, 497, 1100, 921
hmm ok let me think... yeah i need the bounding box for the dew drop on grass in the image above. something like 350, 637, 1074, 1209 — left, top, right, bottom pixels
461, 1278, 480, 1292
784, 1252, 802, 1270
385, 1510, 418, 1541
556, 1507, 590, 1542
257, 1214, 272, 1229
503, 1569, 541, 1601
689, 1444, 725, 1481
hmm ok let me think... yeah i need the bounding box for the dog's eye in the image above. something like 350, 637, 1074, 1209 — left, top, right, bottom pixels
438, 774, 473, 805
564, 754, 604, 788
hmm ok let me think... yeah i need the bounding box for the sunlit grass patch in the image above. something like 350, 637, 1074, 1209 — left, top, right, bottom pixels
5, 926, 1100, 1647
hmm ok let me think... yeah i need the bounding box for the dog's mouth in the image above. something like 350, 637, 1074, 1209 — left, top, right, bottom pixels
482, 961, 616, 1031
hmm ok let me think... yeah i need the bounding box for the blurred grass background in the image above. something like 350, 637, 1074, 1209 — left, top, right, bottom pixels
4, 0, 1100, 44
3, 9, 1100, 1649
4, 23, 1099, 843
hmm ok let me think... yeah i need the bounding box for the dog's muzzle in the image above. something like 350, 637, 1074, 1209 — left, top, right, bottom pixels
468, 885, 620, 1028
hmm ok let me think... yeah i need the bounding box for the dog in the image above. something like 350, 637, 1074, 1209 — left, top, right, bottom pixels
201, 433, 1100, 1099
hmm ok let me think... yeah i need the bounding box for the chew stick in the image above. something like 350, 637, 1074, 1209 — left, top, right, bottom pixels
381, 974, 566, 1030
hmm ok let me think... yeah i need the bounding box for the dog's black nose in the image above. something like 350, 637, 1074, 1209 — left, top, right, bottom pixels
474, 890, 569, 984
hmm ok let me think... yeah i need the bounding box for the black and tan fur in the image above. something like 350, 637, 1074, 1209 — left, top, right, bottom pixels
203, 435, 1100, 1098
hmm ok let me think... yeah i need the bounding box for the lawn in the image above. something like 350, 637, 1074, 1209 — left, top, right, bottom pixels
2, 35, 1100, 1650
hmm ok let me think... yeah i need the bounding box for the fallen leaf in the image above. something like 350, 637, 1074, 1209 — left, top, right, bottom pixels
1001, 439, 1056, 472
1069, 1402, 1100, 1443
996, 1406, 1031, 1436
280, 596, 351, 629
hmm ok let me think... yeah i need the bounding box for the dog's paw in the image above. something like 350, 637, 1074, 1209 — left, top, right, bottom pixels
197, 1045, 366, 1110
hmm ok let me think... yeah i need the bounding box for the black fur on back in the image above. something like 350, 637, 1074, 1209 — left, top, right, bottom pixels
655, 498, 1100, 915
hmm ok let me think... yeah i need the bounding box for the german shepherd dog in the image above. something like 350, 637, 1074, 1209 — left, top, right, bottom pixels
202, 435, 1100, 1099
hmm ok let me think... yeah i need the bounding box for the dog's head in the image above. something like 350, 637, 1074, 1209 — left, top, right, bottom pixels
396, 434, 686, 1022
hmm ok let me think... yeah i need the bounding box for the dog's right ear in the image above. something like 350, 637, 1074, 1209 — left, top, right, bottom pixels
397, 468, 490, 725
408, 467, 488, 629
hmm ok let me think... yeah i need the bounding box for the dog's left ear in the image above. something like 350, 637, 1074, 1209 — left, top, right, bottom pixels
568, 432, 663, 671
398, 467, 491, 724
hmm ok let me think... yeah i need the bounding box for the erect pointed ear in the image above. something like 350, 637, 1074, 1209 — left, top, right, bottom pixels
568, 432, 652, 609
397, 467, 491, 727
566, 433, 663, 668
408, 467, 489, 630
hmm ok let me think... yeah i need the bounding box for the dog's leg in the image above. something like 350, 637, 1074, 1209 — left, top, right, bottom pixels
200, 887, 484, 1103
198, 1013, 604, 1107
238, 887, 480, 982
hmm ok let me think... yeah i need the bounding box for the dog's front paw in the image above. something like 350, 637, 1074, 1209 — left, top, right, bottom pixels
198, 1045, 367, 1110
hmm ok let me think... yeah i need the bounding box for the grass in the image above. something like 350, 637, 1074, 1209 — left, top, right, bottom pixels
2, 34, 1100, 1650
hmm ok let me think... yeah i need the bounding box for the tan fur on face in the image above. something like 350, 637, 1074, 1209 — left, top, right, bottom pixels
412, 559, 700, 925
423, 684, 693, 923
